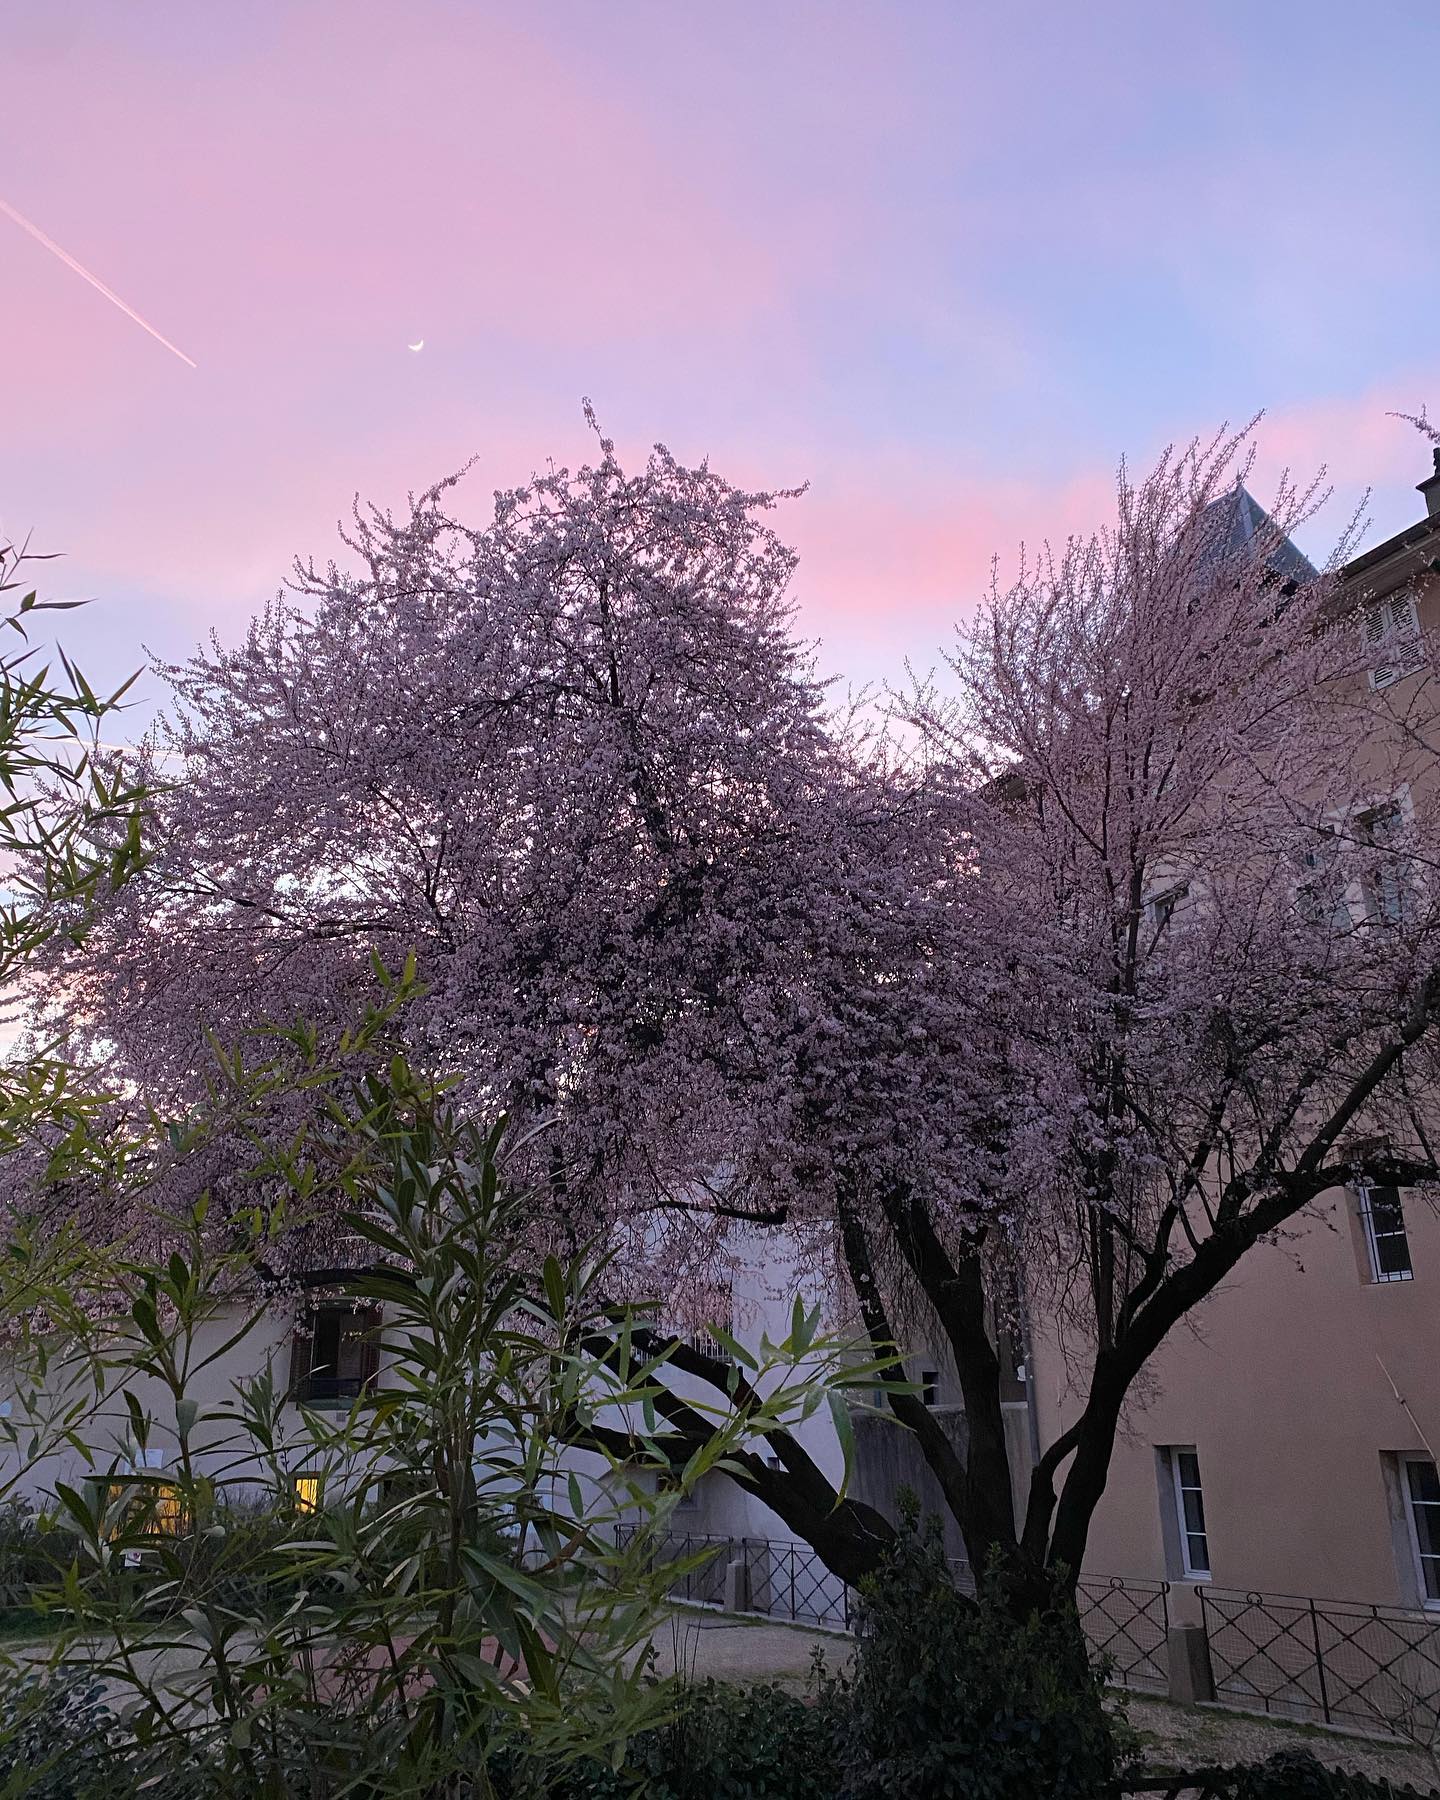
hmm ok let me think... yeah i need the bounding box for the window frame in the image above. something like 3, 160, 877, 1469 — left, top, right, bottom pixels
1296, 828, 1352, 932
1357, 1183, 1415, 1284
1364, 591, 1424, 690
1147, 882, 1190, 935
1400, 1455, 1440, 1611
288, 1303, 383, 1407
1163, 1445, 1212, 1581
292, 1473, 322, 1515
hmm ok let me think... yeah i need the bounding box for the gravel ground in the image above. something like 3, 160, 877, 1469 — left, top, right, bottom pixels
659, 1608, 1440, 1792
1119, 1691, 1439, 1793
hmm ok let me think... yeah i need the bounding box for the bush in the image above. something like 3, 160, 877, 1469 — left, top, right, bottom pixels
0, 1498, 70, 1629
0, 1668, 131, 1800
498, 1671, 846, 1799
842, 1497, 1117, 1800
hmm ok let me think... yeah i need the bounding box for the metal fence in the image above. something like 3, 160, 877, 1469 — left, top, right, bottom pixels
615, 1528, 735, 1610
1077, 1574, 1171, 1693
745, 1535, 853, 1630
615, 1531, 1440, 1742
617, 1529, 1171, 1690
1200, 1585, 1440, 1741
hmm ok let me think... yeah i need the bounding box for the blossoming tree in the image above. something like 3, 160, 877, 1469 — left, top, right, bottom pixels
37, 418, 1440, 1603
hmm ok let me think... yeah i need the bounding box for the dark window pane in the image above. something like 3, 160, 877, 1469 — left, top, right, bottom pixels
1176, 1451, 1201, 1490
1375, 1232, 1414, 1278
1185, 1531, 1211, 1575
1364, 1188, 1413, 1279
1370, 1187, 1403, 1228
1408, 1460, 1440, 1510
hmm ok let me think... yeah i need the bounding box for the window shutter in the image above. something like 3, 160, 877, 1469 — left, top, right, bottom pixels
1364, 601, 1389, 646
287, 1318, 315, 1401
1393, 592, 1421, 639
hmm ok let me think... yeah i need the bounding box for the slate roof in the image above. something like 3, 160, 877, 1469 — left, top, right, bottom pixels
1199, 482, 1318, 585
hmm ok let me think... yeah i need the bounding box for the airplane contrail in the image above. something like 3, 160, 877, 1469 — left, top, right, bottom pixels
0, 194, 197, 370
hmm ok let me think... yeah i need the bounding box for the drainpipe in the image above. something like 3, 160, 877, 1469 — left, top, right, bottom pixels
1015, 1279, 1043, 1471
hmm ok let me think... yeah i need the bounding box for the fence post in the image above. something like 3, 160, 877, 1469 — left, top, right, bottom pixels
1309, 1598, 1332, 1724
1166, 1621, 1216, 1705
725, 1553, 751, 1614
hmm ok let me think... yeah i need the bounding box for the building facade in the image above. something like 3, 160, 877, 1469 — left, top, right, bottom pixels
1026, 450, 1440, 1617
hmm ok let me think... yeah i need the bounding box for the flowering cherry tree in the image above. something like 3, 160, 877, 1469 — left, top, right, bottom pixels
37, 417, 1440, 1603
882, 426, 1440, 1596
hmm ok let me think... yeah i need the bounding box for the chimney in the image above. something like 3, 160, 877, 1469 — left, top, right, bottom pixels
1419, 447, 1440, 519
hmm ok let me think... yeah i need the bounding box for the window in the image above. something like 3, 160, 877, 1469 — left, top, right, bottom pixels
1363, 592, 1424, 690
1162, 1446, 1211, 1579
1147, 884, 1189, 935
921, 1369, 939, 1408
1358, 803, 1411, 925
293, 1474, 322, 1515
1403, 1458, 1440, 1606
288, 1305, 382, 1406
99, 1475, 186, 1540
1358, 1185, 1414, 1282
677, 1284, 734, 1363
657, 1470, 698, 1511
1297, 831, 1352, 932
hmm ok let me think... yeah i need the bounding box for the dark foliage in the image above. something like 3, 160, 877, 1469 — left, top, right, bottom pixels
497, 1673, 846, 1799
841, 1497, 1118, 1800
0, 1669, 132, 1800
1124, 1747, 1439, 1797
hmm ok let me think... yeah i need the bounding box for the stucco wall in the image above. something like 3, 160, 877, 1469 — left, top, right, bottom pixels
1031, 1185, 1440, 1609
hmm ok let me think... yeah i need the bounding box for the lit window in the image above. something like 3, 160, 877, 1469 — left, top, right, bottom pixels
152, 1484, 184, 1535
102, 1478, 185, 1539
293, 1474, 322, 1515
1403, 1459, 1440, 1605
1163, 1446, 1211, 1579
1358, 1185, 1414, 1283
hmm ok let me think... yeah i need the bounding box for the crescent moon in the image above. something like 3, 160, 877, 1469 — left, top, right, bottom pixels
407, 338, 424, 352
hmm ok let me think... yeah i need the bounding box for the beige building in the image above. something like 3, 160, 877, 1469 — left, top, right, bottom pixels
1028, 450, 1440, 1620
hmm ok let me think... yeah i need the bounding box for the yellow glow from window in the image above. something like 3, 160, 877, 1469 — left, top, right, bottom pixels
103, 1480, 185, 1538
294, 1475, 321, 1514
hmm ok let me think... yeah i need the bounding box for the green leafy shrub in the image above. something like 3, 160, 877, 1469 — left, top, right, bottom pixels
0, 1052, 888, 1799
0, 1669, 131, 1799
0, 1499, 70, 1629
498, 1673, 846, 1799
842, 1496, 1116, 1800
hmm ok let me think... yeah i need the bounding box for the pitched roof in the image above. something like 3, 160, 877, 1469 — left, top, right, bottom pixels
1199, 482, 1318, 585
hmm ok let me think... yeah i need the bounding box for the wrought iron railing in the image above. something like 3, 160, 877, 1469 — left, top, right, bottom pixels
1078, 1574, 1171, 1693
1200, 1585, 1440, 1741
613, 1531, 1440, 1741
745, 1536, 853, 1630
615, 1527, 735, 1609
615, 1528, 1170, 1690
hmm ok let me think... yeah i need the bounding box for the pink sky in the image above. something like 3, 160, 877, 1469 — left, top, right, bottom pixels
3, 1, 1439, 706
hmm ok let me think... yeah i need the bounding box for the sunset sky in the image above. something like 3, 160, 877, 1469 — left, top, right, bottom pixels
4, 0, 1440, 713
